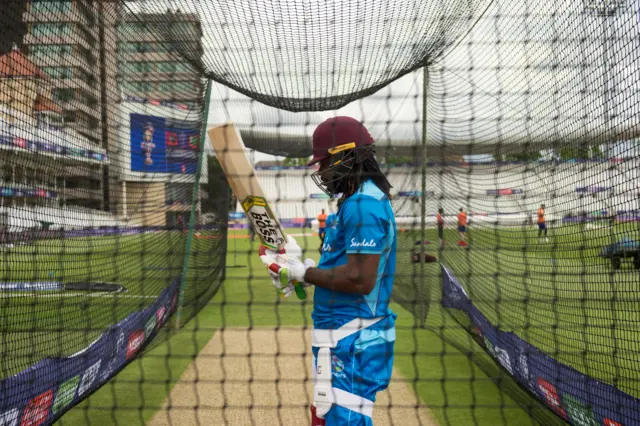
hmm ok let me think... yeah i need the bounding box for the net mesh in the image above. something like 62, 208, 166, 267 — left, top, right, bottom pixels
0, 0, 638, 425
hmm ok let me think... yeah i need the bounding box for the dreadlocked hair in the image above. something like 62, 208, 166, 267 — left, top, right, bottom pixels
336, 145, 393, 202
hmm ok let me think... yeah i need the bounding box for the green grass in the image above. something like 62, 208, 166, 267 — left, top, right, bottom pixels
0, 232, 188, 378
4, 223, 630, 425
440, 223, 640, 398
57, 227, 563, 426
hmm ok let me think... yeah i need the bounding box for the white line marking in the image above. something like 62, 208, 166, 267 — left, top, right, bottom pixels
0, 292, 158, 299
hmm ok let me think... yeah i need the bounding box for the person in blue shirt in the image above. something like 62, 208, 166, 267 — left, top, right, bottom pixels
260, 116, 397, 425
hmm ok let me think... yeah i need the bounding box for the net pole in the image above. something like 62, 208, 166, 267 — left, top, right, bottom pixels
419, 65, 429, 327
175, 79, 213, 331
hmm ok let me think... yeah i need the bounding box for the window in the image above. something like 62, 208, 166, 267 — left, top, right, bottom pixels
157, 62, 177, 73
43, 67, 74, 79
157, 81, 196, 93
122, 62, 153, 73
30, 44, 74, 59
155, 42, 174, 53
117, 22, 145, 35
118, 42, 153, 53
122, 81, 153, 92
31, 23, 73, 37
52, 88, 75, 102
176, 62, 193, 73
30, 0, 73, 13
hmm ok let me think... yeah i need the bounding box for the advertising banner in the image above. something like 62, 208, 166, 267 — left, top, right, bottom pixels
130, 113, 200, 174
0, 278, 180, 426
441, 265, 640, 426
486, 188, 524, 196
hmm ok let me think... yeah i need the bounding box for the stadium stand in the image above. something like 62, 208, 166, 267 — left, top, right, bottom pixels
248, 161, 640, 232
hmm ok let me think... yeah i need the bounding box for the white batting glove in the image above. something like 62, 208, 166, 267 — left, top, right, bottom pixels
258, 246, 293, 296
258, 246, 315, 297
278, 257, 316, 284
283, 235, 303, 260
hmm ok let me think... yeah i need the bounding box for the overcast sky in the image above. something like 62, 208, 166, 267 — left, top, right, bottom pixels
129, 0, 640, 161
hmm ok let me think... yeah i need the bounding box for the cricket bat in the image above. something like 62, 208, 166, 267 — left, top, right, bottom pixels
207, 122, 307, 300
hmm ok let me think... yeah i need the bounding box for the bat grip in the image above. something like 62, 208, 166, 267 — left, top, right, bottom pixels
269, 262, 307, 300
293, 282, 307, 300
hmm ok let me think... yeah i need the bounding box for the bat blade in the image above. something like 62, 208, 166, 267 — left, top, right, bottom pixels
207, 122, 288, 251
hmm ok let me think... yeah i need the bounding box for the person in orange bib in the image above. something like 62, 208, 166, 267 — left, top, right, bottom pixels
317, 209, 328, 242
537, 204, 548, 244
457, 208, 468, 245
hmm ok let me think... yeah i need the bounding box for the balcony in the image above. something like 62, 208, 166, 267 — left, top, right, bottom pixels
63, 187, 102, 200
60, 100, 101, 120
51, 78, 100, 99
23, 29, 92, 51
0, 118, 108, 166
30, 55, 98, 82
23, 11, 91, 27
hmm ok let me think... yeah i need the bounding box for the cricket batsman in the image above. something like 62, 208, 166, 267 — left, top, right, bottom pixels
259, 116, 397, 425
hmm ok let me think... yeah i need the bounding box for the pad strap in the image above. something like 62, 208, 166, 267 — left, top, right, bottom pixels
312, 316, 385, 348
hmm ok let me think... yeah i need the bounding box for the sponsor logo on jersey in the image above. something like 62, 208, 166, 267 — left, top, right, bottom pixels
349, 238, 377, 249
331, 355, 346, 378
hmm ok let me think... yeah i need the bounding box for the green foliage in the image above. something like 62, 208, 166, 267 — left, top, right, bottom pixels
383, 155, 415, 165
504, 150, 542, 162
282, 157, 310, 167
557, 144, 602, 160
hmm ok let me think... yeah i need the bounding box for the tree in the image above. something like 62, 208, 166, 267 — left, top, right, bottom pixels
504, 150, 542, 162
557, 144, 601, 161
282, 157, 310, 167
383, 155, 415, 165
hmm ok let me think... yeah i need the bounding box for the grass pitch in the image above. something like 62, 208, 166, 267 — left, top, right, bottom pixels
1, 222, 630, 425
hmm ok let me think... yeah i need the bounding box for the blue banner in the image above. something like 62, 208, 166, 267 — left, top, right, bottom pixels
0, 187, 56, 199
397, 191, 435, 197
442, 265, 639, 426
130, 114, 200, 174
0, 278, 180, 425
0, 135, 107, 164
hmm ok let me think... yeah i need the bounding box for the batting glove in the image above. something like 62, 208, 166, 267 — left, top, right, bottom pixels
259, 246, 315, 297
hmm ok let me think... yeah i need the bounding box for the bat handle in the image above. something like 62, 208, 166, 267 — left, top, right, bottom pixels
293, 282, 307, 300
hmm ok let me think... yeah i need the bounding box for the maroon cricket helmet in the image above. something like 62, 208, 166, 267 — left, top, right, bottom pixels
307, 116, 374, 166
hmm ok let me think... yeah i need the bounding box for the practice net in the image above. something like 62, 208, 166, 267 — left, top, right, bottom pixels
0, 0, 639, 425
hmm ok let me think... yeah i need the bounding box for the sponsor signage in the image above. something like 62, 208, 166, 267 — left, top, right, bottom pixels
441, 265, 640, 426
486, 188, 524, 196
0, 278, 180, 426
228, 212, 246, 219
397, 191, 435, 197
6, 187, 49, 198
52, 376, 80, 415
0, 282, 62, 292
0, 133, 107, 165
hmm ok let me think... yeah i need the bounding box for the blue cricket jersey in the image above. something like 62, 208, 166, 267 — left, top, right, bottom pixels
312, 180, 397, 329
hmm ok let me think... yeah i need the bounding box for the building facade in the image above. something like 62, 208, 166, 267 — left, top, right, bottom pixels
0, 45, 112, 230
117, 10, 204, 109
114, 10, 207, 227
21, 0, 121, 211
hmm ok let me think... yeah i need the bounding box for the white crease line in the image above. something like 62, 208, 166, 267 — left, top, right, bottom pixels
0, 292, 159, 299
